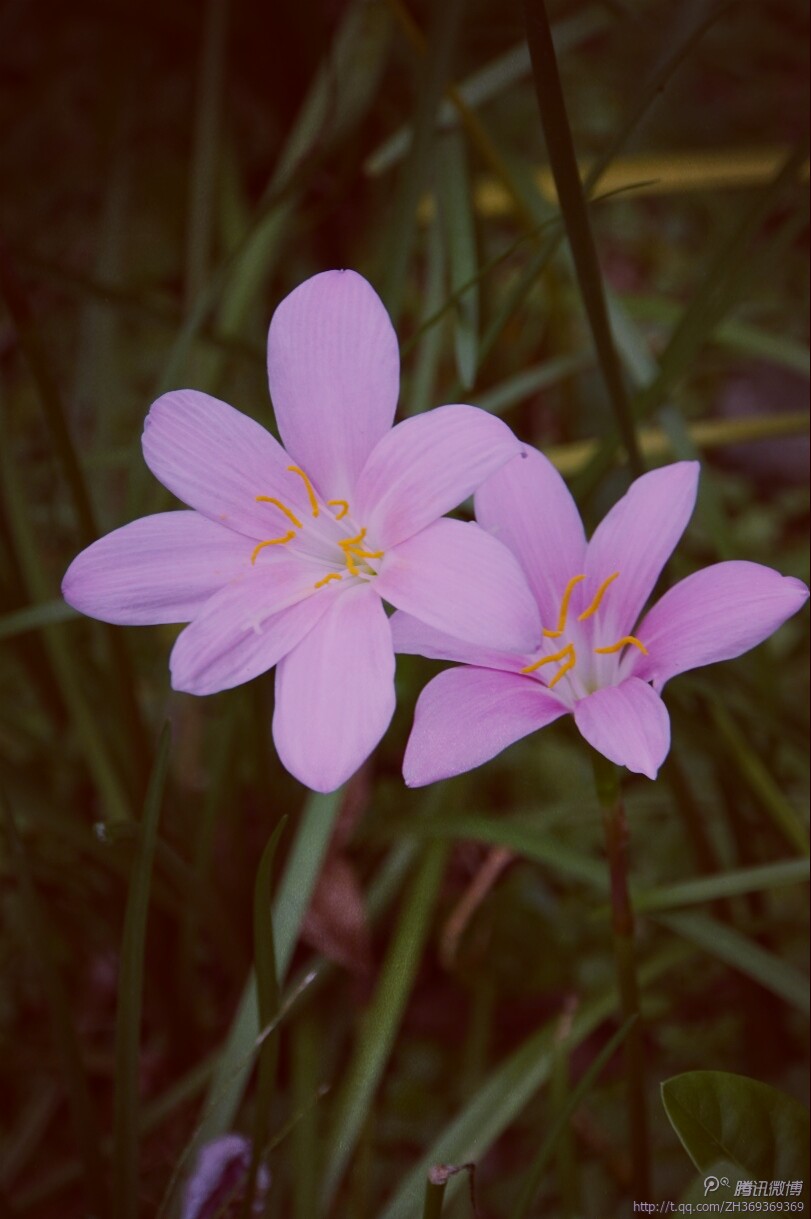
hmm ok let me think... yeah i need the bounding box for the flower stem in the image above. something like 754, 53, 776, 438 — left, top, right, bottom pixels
592, 752, 650, 1199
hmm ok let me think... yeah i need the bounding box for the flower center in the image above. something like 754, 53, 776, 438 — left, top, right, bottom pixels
249, 465, 384, 588
521, 572, 647, 690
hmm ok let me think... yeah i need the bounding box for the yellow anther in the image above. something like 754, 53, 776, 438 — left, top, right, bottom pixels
543, 574, 586, 638
594, 635, 648, 656
328, 499, 350, 520
287, 465, 320, 517
314, 572, 343, 589
521, 643, 575, 675
578, 571, 620, 621
353, 546, 385, 560
255, 496, 303, 529
339, 527, 367, 549
345, 553, 361, 577
548, 645, 577, 688
250, 532, 295, 565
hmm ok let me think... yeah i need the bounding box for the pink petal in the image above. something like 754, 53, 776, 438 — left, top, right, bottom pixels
170, 558, 334, 696
474, 445, 587, 629
266, 270, 399, 501
573, 678, 670, 779
403, 666, 567, 787
632, 561, 809, 689
374, 518, 541, 653
61, 511, 249, 625
391, 610, 524, 672
354, 404, 521, 548
142, 389, 310, 538
582, 462, 699, 639
272, 585, 396, 792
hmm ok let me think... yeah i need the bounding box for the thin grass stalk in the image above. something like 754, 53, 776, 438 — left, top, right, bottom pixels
592, 752, 650, 1200
522, 0, 642, 476
379, 0, 466, 322
0, 239, 149, 786
112, 724, 171, 1219
3, 795, 108, 1218
241, 818, 286, 1218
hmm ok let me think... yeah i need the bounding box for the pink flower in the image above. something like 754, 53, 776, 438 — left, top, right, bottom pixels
63, 270, 538, 791
394, 448, 809, 785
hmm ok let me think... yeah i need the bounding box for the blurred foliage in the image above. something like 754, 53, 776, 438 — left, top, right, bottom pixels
0, 0, 808, 1215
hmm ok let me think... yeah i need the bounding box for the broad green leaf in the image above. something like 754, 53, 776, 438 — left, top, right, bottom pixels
661, 1071, 810, 1182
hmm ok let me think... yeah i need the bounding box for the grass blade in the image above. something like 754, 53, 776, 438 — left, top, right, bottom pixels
194, 789, 342, 1145
0, 599, 78, 641
379, 942, 693, 1219
112, 723, 171, 1219
380, 0, 467, 322
242, 816, 287, 1216
3, 794, 108, 1217
634, 859, 810, 913
656, 912, 809, 1014
522, 0, 642, 474
321, 841, 448, 1205
511, 1015, 637, 1219
436, 130, 479, 389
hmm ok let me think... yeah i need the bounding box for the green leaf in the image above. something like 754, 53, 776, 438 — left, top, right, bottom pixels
633, 859, 810, 913
511, 1015, 637, 1219
380, 942, 693, 1219
522, 0, 641, 474
661, 1071, 810, 1182
112, 723, 171, 1219
321, 842, 448, 1205
193, 789, 342, 1146
436, 130, 479, 389
655, 911, 810, 1014
0, 599, 78, 641
242, 815, 287, 1216
380, 0, 466, 322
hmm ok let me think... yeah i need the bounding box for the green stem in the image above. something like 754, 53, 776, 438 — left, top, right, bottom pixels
592, 753, 650, 1199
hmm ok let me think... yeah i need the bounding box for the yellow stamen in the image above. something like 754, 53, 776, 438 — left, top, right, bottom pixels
521, 643, 575, 675
578, 571, 620, 621
594, 635, 648, 656
353, 546, 385, 560
255, 495, 302, 528
314, 572, 343, 589
339, 527, 367, 549
250, 532, 295, 565
287, 465, 319, 517
548, 645, 577, 688
345, 553, 361, 577
543, 574, 585, 638
328, 499, 350, 520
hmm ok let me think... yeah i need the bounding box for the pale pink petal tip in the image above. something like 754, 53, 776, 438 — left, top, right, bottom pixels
181, 1133, 270, 1219
574, 678, 670, 780
267, 270, 399, 500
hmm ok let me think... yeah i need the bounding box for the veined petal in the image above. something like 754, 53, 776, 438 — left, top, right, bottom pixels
142, 389, 309, 537
62, 511, 249, 625
375, 518, 541, 653
403, 666, 567, 787
354, 404, 521, 548
267, 270, 399, 501
391, 610, 524, 672
474, 445, 587, 629
582, 462, 699, 638
170, 558, 332, 696
632, 561, 809, 688
273, 585, 395, 792
574, 678, 670, 779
